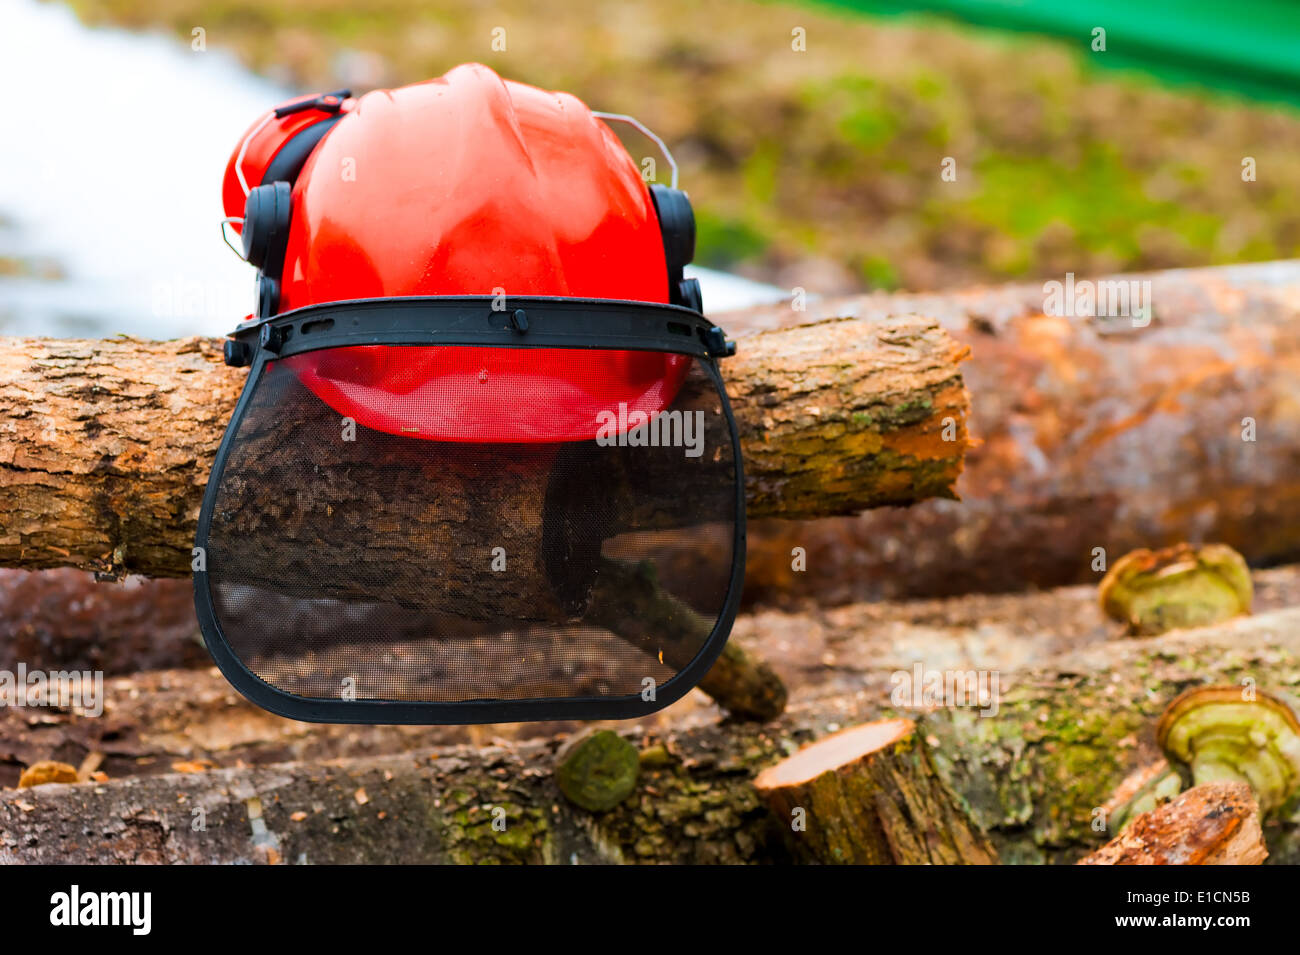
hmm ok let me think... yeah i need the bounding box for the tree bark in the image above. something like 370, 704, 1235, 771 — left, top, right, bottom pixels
5, 607, 1300, 864
753, 718, 996, 863
732, 260, 1300, 606
0, 313, 968, 581
1080, 782, 1268, 865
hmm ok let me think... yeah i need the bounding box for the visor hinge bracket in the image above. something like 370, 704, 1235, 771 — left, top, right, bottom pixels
703, 325, 736, 358
259, 323, 286, 353
223, 339, 254, 367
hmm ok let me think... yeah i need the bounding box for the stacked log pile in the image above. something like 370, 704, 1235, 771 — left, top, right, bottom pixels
3, 262, 1300, 865
2, 584, 1299, 863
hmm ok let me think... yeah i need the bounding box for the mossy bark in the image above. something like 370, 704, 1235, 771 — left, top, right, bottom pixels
554, 730, 640, 812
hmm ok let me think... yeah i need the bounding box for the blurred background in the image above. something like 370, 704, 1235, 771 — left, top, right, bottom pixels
3, 0, 1300, 337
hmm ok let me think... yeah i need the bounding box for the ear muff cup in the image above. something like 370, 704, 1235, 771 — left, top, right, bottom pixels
650, 185, 696, 270
242, 181, 293, 275
650, 185, 700, 310
243, 181, 292, 317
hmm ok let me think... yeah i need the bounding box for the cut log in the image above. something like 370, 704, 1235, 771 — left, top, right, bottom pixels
731, 260, 1300, 606
752, 718, 995, 864
0, 313, 968, 581
6, 607, 1300, 863
1079, 782, 1268, 865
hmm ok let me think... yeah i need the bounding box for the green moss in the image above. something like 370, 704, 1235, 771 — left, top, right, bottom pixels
638, 744, 672, 768
859, 255, 901, 290
933, 144, 1227, 278
694, 209, 770, 268
436, 779, 550, 864
555, 731, 640, 812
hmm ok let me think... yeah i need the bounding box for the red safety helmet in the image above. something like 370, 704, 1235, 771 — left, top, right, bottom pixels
221, 63, 702, 443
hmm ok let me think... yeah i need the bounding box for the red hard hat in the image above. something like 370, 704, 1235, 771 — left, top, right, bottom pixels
222, 64, 691, 442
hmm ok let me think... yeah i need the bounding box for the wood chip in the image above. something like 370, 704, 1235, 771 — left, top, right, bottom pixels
1079, 781, 1267, 865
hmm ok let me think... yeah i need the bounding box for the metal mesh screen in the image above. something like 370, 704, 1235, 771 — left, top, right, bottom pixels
201, 344, 738, 708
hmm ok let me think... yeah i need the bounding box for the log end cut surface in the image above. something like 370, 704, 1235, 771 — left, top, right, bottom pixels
753, 718, 914, 790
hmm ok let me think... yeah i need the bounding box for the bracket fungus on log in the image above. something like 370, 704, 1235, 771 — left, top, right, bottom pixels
16, 761, 80, 789
1099, 543, 1253, 636
1156, 685, 1300, 816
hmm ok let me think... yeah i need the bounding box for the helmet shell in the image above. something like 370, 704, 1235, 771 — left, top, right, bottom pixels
280, 63, 669, 308
224, 64, 686, 443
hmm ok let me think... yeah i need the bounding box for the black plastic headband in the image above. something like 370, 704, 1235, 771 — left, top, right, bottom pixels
223, 295, 737, 368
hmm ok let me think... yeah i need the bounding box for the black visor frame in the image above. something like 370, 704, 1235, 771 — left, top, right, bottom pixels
195, 295, 745, 724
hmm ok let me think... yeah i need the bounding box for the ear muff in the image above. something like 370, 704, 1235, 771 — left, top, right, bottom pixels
238, 111, 344, 321
242, 180, 292, 272
649, 184, 701, 312
242, 181, 292, 318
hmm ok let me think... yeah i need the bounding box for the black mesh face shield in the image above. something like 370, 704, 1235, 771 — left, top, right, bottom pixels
194, 297, 744, 723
